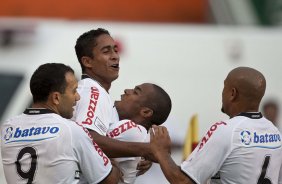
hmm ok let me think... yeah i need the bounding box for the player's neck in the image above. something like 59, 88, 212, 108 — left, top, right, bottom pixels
82, 73, 111, 92
32, 103, 58, 115
139, 121, 150, 131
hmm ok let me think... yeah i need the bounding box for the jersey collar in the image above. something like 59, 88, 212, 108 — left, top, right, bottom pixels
81, 74, 106, 92
236, 112, 263, 119
24, 108, 56, 115
81, 74, 91, 80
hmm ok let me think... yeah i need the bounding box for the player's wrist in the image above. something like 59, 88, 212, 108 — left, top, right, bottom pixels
153, 149, 170, 163
154, 150, 171, 163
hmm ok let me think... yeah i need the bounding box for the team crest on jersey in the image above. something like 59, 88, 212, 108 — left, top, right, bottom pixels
240, 130, 281, 149
2, 126, 60, 144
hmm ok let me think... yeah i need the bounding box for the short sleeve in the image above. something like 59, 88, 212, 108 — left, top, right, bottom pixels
73, 80, 115, 136
181, 121, 230, 184
70, 121, 112, 183
107, 120, 147, 183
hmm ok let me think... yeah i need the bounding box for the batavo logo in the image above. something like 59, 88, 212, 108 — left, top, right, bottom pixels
198, 121, 227, 150
3, 126, 59, 144
240, 130, 281, 149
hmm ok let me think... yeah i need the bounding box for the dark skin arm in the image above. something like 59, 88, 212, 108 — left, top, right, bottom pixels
89, 129, 156, 161
150, 125, 195, 184
100, 164, 122, 184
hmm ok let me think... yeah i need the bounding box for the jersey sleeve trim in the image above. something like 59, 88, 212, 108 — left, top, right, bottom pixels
180, 168, 199, 184
91, 167, 113, 184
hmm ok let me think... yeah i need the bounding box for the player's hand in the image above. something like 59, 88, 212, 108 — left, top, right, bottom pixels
150, 125, 171, 162
136, 158, 152, 176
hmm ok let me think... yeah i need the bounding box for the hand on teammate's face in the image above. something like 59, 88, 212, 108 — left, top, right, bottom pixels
149, 125, 172, 162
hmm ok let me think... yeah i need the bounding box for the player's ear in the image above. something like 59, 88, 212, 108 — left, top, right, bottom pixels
140, 107, 153, 118
81, 56, 93, 68
50, 92, 61, 105
230, 87, 238, 101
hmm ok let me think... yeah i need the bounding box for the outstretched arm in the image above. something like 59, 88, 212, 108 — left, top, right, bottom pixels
150, 125, 195, 184
88, 129, 156, 161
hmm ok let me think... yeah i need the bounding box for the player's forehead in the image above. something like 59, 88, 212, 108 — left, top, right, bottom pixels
65, 72, 78, 89
134, 83, 154, 93
94, 34, 117, 50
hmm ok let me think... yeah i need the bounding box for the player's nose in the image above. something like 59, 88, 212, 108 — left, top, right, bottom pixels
124, 89, 132, 94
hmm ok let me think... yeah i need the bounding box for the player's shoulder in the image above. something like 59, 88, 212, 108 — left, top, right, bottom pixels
107, 120, 147, 140
58, 119, 94, 144
79, 78, 104, 91
78, 78, 109, 99
60, 118, 84, 132
109, 119, 139, 130
229, 112, 272, 130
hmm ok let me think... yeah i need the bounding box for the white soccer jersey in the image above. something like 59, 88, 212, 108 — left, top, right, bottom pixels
107, 120, 148, 184
1, 108, 112, 184
181, 112, 282, 184
72, 75, 119, 136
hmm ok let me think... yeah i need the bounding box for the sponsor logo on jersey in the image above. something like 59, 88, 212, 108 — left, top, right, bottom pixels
240, 130, 281, 149
76, 123, 109, 166
198, 121, 227, 151
240, 130, 252, 145
3, 126, 59, 144
107, 120, 141, 138
82, 86, 99, 125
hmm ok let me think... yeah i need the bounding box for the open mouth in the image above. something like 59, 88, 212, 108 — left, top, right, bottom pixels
111, 64, 119, 69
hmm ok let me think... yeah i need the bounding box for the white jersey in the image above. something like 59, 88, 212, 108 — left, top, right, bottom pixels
72, 74, 119, 136
1, 108, 112, 184
107, 120, 148, 184
181, 112, 282, 184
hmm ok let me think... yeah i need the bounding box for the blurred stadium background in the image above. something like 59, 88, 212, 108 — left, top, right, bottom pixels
0, 0, 282, 183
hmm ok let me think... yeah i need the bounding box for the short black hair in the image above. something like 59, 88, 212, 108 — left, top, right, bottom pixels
145, 84, 172, 125
30, 63, 74, 103
74, 28, 110, 72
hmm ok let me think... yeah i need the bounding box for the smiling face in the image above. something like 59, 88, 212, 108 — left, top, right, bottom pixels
115, 83, 155, 121
83, 34, 120, 88
58, 72, 80, 119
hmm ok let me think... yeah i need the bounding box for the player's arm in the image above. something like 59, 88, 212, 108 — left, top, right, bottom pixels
150, 125, 195, 184
99, 165, 121, 184
88, 129, 155, 161
278, 162, 282, 184
72, 123, 121, 183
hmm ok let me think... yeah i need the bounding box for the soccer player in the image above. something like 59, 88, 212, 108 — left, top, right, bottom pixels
150, 67, 282, 183
72, 29, 156, 165
1, 63, 120, 184
262, 99, 280, 128
108, 83, 172, 183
